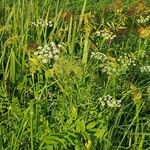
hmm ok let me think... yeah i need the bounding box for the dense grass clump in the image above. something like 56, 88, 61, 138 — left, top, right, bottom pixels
0, 0, 150, 149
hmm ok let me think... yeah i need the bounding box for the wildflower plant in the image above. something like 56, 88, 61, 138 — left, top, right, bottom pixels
1, 0, 150, 150
90, 51, 107, 62
33, 42, 61, 67
32, 19, 53, 28
96, 29, 116, 41
98, 95, 122, 108
91, 51, 137, 77
137, 14, 150, 25
140, 65, 150, 73
117, 53, 137, 69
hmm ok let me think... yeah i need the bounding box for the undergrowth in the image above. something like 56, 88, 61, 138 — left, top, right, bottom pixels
0, 0, 150, 149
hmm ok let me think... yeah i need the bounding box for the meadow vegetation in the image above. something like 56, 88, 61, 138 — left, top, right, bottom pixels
0, 0, 150, 149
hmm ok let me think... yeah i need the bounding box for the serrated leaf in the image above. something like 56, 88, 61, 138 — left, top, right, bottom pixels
94, 128, 106, 139
85, 140, 92, 150
86, 121, 99, 130
76, 119, 85, 132
45, 68, 55, 78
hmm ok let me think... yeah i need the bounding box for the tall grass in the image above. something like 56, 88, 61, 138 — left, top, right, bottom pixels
0, 0, 150, 149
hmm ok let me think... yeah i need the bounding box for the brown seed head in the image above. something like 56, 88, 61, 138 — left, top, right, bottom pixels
27, 43, 39, 52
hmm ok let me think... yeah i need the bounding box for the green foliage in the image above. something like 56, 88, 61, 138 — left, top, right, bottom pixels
0, 0, 150, 149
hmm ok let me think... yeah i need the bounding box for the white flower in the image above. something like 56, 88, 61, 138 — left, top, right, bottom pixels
110, 34, 116, 40
44, 54, 48, 57
96, 31, 101, 36
50, 42, 56, 47
44, 44, 50, 50
141, 66, 150, 73
32, 19, 53, 28
41, 23, 46, 27
52, 45, 58, 49
91, 51, 95, 57
54, 55, 59, 60
99, 95, 121, 108
58, 44, 62, 48
48, 52, 53, 59
49, 21, 53, 27
39, 51, 44, 55
32, 42, 61, 65
101, 101, 105, 107
38, 55, 43, 59
44, 50, 49, 54
137, 15, 150, 24
42, 58, 48, 64
100, 29, 116, 40
37, 19, 43, 25
91, 52, 106, 61
107, 100, 114, 107
37, 46, 42, 50
116, 100, 122, 107
34, 51, 39, 56
32, 22, 37, 26
53, 49, 60, 54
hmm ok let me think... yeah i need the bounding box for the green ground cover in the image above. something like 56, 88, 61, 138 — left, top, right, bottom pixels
0, 0, 150, 149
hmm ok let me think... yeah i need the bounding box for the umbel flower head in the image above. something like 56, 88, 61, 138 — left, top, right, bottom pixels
137, 15, 150, 24
33, 42, 61, 66
96, 29, 116, 41
32, 19, 53, 27
98, 95, 121, 108
141, 66, 150, 73
90, 52, 107, 62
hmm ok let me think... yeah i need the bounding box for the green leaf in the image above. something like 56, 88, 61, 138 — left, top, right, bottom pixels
42, 135, 65, 145
42, 139, 58, 145
86, 121, 99, 130
76, 119, 85, 132
70, 106, 78, 119
64, 135, 75, 145
94, 128, 106, 139
67, 131, 78, 138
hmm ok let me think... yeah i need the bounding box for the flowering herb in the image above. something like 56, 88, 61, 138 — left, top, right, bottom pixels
137, 15, 150, 24
33, 42, 62, 67
90, 51, 107, 62
98, 95, 121, 108
32, 19, 53, 28
96, 29, 116, 40
141, 66, 150, 73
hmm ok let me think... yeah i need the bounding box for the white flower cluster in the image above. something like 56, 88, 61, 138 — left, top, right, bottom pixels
96, 29, 116, 40
32, 19, 53, 27
98, 95, 121, 108
99, 53, 136, 76
91, 51, 107, 62
140, 66, 150, 73
90, 52, 117, 75
117, 53, 136, 67
100, 62, 117, 75
117, 54, 136, 75
137, 15, 150, 24
33, 42, 60, 65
